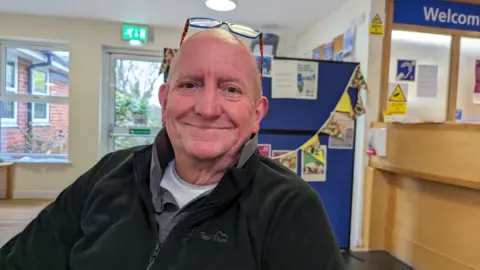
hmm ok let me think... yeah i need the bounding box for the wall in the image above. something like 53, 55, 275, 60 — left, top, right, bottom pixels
365, 123, 480, 269
0, 12, 182, 198
288, 0, 386, 248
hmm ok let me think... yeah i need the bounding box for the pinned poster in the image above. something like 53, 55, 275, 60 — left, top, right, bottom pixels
271, 59, 318, 100
312, 45, 324, 60
324, 43, 334, 60
417, 64, 438, 98
369, 14, 385, 36
328, 112, 355, 149
396, 59, 416, 81
301, 146, 327, 182
333, 35, 344, 61
255, 55, 273, 77
475, 60, 480, 104
343, 26, 355, 57
257, 144, 271, 157
272, 150, 298, 174
384, 83, 408, 121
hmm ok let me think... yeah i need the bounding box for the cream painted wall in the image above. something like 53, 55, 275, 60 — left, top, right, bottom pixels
0, 13, 181, 198
288, 0, 386, 248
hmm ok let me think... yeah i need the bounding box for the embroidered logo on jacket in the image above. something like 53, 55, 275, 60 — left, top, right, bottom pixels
200, 231, 228, 244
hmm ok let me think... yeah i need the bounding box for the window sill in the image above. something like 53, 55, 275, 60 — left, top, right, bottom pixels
12, 160, 72, 165
31, 123, 50, 127
0, 123, 19, 128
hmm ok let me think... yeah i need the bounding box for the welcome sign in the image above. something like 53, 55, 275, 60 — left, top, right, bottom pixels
394, 0, 480, 32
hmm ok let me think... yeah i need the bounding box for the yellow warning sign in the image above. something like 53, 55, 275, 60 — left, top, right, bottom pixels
372, 14, 383, 24
369, 14, 385, 36
386, 102, 406, 114
389, 85, 407, 102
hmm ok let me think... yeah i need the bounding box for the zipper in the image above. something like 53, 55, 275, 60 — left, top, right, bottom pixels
145, 241, 161, 270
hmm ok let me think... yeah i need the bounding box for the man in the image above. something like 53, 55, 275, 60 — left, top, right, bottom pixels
0, 28, 345, 270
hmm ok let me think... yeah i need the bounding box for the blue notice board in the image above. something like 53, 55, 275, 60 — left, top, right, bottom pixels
259, 57, 358, 249
394, 0, 480, 32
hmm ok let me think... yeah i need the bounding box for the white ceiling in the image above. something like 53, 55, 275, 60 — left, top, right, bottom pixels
0, 0, 348, 36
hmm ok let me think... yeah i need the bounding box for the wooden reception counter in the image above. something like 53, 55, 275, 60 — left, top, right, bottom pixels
363, 122, 480, 270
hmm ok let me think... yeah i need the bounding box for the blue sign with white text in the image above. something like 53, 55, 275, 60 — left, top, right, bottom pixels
456, 109, 462, 120
396, 59, 416, 81
394, 0, 480, 32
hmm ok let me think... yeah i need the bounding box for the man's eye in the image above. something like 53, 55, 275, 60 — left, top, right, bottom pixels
183, 82, 195, 89
226, 87, 239, 94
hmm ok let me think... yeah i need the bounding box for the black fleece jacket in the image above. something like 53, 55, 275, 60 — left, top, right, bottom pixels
0, 131, 345, 270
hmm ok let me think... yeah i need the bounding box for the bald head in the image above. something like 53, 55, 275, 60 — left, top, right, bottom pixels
168, 28, 262, 99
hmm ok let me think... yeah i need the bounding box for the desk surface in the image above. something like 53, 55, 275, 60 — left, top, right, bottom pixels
0, 163, 13, 168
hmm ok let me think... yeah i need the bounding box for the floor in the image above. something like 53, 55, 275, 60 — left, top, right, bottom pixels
343, 251, 414, 270
0, 200, 414, 269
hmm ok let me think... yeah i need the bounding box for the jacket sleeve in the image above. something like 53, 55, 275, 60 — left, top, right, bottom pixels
0, 153, 113, 270
263, 186, 346, 270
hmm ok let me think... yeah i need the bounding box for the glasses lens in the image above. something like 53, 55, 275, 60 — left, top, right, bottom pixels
190, 18, 221, 28
229, 24, 260, 38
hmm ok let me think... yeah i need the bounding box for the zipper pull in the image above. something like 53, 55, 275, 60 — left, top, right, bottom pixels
145, 242, 161, 270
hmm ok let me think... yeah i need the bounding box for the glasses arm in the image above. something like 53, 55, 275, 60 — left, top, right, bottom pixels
180, 20, 190, 45
260, 35, 264, 80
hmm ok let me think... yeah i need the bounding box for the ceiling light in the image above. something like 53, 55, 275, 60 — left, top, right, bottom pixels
205, 0, 237, 12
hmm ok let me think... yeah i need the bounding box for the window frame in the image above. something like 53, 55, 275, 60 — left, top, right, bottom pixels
2, 55, 18, 127
30, 68, 50, 126
0, 41, 69, 163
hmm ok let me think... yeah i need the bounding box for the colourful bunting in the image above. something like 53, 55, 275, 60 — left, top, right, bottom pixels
349, 66, 368, 92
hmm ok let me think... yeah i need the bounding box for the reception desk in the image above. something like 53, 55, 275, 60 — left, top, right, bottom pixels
363, 122, 480, 270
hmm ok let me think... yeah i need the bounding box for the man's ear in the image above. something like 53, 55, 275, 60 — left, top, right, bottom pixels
159, 83, 169, 125
252, 96, 268, 133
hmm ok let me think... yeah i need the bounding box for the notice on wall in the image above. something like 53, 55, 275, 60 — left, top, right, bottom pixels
417, 65, 439, 98
301, 145, 327, 182
328, 112, 355, 149
369, 14, 385, 36
473, 60, 480, 104
255, 55, 273, 78
272, 150, 298, 174
257, 144, 271, 157
386, 83, 408, 115
271, 59, 318, 100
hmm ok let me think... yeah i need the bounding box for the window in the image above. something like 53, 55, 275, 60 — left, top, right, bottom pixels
456, 37, 480, 122
31, 69, 50, 125
388, 30, 451, 122
2, 58, 18, 127
0, 44, 69, 163
103, 51, 163, 153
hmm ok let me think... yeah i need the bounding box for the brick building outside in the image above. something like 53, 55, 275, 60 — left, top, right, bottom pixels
1, 49, 69, 162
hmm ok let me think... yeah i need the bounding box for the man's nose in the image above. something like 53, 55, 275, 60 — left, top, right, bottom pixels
194, 83, 222, 119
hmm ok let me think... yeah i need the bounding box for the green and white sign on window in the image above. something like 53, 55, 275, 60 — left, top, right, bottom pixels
122, 25, 148, 42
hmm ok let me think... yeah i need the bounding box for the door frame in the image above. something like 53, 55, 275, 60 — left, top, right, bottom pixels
99, 47, 163, 157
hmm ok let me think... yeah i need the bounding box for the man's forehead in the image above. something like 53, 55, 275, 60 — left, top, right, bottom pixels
182, 28, 250, 47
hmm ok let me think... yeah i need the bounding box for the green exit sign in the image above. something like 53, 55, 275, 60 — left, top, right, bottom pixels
122, 25, 148, 42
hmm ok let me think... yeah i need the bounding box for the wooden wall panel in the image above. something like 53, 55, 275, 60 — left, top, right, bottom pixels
366, 123, 480, 269
382, 173, 480, 270
370, 123, 480, 190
